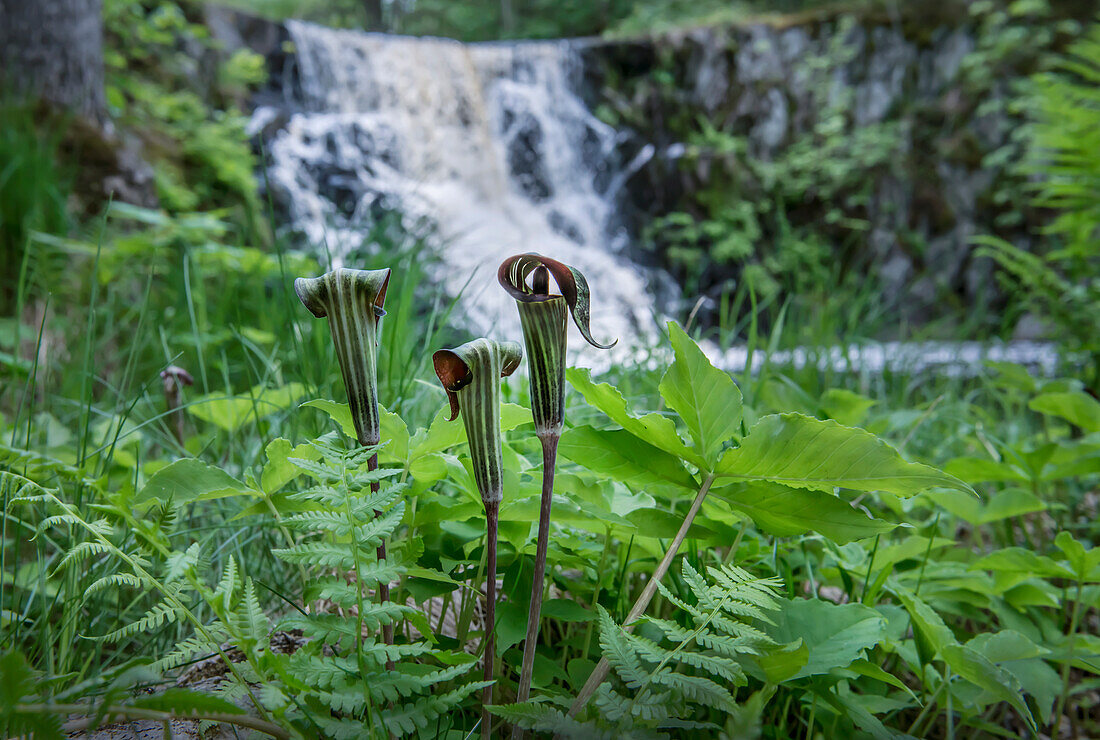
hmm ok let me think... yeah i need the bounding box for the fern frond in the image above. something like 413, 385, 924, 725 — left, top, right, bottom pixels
279, 606, 414, 644
598, 606, 649, 690
0, 470, 50, 503
236, 578, 270, 644
353, 502, 406, 549
52, 540, 112, 572
673, 647, 747, 686
647, 670, 736, 712
149, 628, 229, 673
165, 542, 207, 583
366, 662, 475, 703
272, 542, 357, 570
594, 684, 672, 724
98, 599, 185, 642
282, 510, 364, 534
84, 572, 146, 600
381, 680, 492, 736
214, 556, 239, 613
590, 561, 783, 733
490, 703, 614, 739
313, 715, 376, 740
286, 456, 345, 482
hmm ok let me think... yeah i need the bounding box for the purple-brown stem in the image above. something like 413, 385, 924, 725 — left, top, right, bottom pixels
511, 435, 558, 739
483, 500, 499, 740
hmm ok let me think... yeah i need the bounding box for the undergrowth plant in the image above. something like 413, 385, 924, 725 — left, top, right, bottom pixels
496, 561, 782, 736
497, 253, 613, 728
4, 309, 1099, 738
434, 338, 523, 739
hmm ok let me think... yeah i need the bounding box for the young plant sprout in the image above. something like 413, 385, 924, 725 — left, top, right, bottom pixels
433, 338, 523, 740
294, 267, 394, 644
160, 365, 193, 447
498, 254, 614, 728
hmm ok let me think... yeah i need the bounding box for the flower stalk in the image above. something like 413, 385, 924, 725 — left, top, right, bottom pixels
294, 267, 394, 644
433, 338, 522, 740
498, 254, 613, 733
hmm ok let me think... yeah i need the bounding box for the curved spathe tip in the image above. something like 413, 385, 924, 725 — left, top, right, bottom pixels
433, 348, 472, 421
433, 338, 524, 421
294, 267, 392, 322
497, 253, 617, 350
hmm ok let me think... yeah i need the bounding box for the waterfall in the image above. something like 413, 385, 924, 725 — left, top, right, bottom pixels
254, 20, 1059, 378
259, 21, 659, 360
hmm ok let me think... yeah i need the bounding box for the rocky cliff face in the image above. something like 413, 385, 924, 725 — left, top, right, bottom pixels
578, 5, 1086, 328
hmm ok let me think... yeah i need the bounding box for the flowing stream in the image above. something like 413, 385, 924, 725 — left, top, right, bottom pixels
255, 21, 1059, 376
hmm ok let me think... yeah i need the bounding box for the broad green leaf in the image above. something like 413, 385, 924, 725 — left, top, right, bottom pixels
767, 599, 888, 679
944, 456, 1028, 484
1042, 441, 1100, 480
379, 406, 410, 462
828, 688, 894, 740
658, 322, 743, 465
967, 630, 1059, 724
923, 487, 1046, 525
1029, 391, 1100, 432
843, 659, 918, 701
970, 548, 1076, 580
540, 599, 593, 623
409, 403, 532, 458
942, 644, 1036, 732
757, 639, 808, 683
260, 438, 321, 493
820, 388, 877, 427
566, 367, 698, 465
870, 536, 954, 573
301, 400, 407, 462
717, 414, 973, 497
189, 383, 306, 432
136, 458, 252, 505
302, 399, 356, 438
714, 482, 897, 544
405, 566, 462, 588
496, 599, 528, 655
893, 586, 955, 665
624, 507, 716, 540
559, 425, 697, 493
1054, 531, 1100, 579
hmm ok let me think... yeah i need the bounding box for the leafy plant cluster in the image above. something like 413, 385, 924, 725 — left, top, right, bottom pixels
103, 0, 265, 218
5, 287, 1100, 738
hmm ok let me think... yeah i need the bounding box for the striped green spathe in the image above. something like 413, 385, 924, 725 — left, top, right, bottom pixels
295, 268, 390, 446
518, 299, 567, 438
433, 338, 522, 504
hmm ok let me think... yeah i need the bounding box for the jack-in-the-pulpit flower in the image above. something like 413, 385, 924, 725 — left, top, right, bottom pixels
497, 254, 614, 729
295, 268, 390, 446
433, 338, 522, 740
295, 267, 395, 648
498, 254, 614, 438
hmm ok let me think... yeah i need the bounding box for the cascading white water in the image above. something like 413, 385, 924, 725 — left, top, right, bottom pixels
259, 21, 658, 361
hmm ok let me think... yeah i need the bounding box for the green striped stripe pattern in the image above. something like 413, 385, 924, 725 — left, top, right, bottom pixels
518, 298, 567, 439
295, 268, 390, 446
434, 338, 522, 505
